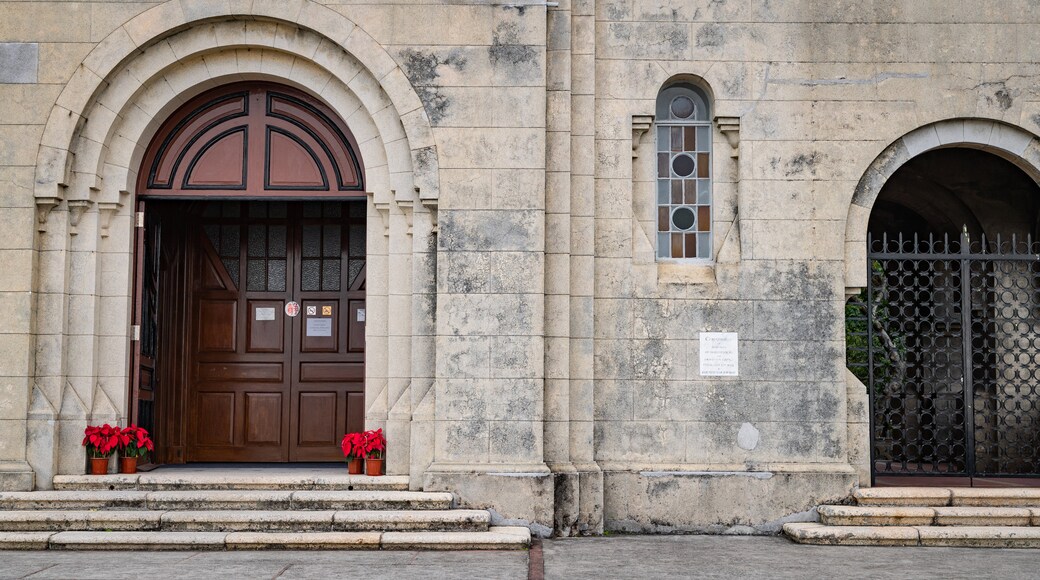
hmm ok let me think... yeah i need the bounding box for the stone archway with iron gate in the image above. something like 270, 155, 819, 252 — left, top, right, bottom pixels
845, 119, 1040, 486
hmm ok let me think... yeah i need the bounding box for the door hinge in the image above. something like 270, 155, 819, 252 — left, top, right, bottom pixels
135, 211, 145, 228
131, 325, 141, 341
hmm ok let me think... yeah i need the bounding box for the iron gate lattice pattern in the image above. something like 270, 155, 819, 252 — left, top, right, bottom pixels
849, 232, 1040, 480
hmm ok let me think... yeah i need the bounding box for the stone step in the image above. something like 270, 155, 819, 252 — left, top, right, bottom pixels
0, 490, 454, 511
53, 473, 409, 492
818, 505, 1037, 527
0, 527, 530, 551
0, 509, 490, 532
785, 522, 1040, 548
854, 487, 1040, 508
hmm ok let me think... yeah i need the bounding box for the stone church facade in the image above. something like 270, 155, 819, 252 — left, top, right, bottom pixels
1, 0, 1039, 537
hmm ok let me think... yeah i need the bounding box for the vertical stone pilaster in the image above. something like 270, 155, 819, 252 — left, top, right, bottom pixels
365, 196, 391, 449
569, 0, 603, 535
0, 167, 36, 490
409, 202, 437, 491
424, 4, 553, 534
385, 199, 413, 476
26, 203, 72, 488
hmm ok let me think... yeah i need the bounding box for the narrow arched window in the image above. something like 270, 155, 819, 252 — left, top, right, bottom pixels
656, 83, 712, 260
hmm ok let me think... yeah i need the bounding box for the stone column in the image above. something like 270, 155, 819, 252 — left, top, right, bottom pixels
385, 196, 413, 476
365, 195, 391, 448
409, 201, 437, 490
569, 0, 604, 534
26, 201, 72, 488
0, 167, 37, 491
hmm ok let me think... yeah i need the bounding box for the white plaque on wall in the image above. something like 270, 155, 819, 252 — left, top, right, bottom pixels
699, 332, 739, 376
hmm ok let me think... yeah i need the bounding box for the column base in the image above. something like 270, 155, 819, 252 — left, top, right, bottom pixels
423, 462, 554, 537
0, 461, 35, 491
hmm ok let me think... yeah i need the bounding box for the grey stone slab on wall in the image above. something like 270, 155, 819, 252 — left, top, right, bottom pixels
0, 43, 38, 84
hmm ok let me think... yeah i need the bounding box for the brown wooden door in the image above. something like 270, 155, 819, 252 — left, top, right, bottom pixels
187, 201, 365, 462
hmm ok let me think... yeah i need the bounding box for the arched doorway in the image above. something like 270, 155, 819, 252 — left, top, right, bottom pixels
850, 147, 1040, 485
130, 82, 368, 463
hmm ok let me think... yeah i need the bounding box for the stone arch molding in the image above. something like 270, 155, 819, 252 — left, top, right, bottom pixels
27, 1, 442, 483
34, 0, 441, 224
844, 118, 1040, 289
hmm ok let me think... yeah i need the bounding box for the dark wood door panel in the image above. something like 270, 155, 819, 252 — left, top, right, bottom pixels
247, 300, 286, 352
197, 300, 237, 352
244, 392, 285, 445
183, 199, 365, 463
195, 392, 235, 447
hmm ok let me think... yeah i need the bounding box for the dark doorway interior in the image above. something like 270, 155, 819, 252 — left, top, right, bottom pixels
852, 148, 1040, 487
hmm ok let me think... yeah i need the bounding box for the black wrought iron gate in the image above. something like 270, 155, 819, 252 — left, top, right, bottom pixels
851, 232, 1040, 482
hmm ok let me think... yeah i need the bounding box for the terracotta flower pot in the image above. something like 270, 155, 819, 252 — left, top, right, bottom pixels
365, 458, 384, 476
89, 457, 109, 475
347, 457, 363, 475
119, 456, 138, 475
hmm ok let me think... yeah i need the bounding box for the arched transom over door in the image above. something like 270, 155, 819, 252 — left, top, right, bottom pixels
139, 83, 365, 197
132, 83, 368, 463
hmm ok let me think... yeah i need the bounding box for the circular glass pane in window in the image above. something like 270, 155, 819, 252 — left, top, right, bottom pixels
670, 95, 695, 119
671, 206, 696, 231
671, 153, 696, 177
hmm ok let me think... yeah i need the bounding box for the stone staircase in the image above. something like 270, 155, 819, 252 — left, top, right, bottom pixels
0, 473, 529, 550
785, 487, 1040, 548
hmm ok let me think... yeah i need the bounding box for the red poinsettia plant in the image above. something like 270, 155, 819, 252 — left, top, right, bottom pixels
360, 428, 386, 460
119, 425, 154, 459
340, 431, 364, 461
82, 424, 122, 459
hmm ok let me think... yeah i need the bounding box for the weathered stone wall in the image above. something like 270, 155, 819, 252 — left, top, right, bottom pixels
2, 0, 1040, 535
588, 0, 1040, 532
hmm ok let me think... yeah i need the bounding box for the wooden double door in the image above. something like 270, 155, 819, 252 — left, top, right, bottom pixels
187, 200, 366, 462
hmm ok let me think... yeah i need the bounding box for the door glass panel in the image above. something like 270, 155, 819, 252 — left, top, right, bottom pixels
269, 202, 287, 218
349, 225, 365, 257
302, 225, 321, 258
323, 226, 341, 258
348, 259, 363, 288
323, 202, 342, 218
248, 225, 266, 257
302, 259, 321, 292
248, 203, 268, 218
323, 259, 341, 291
269, 226, 287, 257
268, 260, 286, 292
247, 259, 266, 291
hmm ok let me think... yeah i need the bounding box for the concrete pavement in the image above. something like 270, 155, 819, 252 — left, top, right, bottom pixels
3, 535, 1040, 579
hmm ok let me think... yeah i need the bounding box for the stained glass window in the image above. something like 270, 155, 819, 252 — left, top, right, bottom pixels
655, 83, 712, 261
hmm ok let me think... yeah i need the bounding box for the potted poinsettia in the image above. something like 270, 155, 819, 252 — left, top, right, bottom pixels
340, 432, 364, 475
118, 425, 154, 474
81, 424, 121, 475
361, 428, 386, 476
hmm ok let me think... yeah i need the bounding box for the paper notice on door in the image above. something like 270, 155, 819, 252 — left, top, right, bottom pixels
306, 317, 333, 337
357, 308, 366, 322
255, 307, 276, 321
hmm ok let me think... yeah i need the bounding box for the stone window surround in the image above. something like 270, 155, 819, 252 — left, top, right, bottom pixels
631, 78, 741, 287
23, 5, 441, 490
